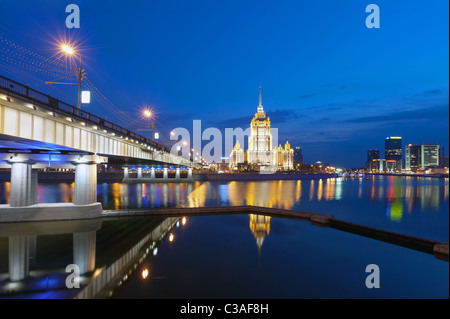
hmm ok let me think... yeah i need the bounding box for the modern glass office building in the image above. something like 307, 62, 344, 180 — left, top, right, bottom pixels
421, 143, 440, 168
385, 137, 402, 171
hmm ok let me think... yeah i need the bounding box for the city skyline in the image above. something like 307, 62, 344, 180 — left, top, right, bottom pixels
0, 0, 448, 168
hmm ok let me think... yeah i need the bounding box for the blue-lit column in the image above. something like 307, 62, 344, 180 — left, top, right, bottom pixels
74, 163, 97, 205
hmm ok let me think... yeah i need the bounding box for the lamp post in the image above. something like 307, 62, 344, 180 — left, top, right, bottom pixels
143, 110, 155, 141
46, 44, 85, 111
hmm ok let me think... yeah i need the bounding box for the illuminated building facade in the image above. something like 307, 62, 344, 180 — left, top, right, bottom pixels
405, 144, 421, 171
229, 140, 245, 170
246, 87, 277, 170
385, 137, 402, 172
421, 143, 440, 168
277, 141, 294, 171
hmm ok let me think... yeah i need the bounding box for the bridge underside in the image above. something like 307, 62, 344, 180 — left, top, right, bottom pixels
0, 134, 188, 168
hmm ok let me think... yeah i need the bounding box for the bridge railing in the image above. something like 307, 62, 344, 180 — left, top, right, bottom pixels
0, 74, 172, 153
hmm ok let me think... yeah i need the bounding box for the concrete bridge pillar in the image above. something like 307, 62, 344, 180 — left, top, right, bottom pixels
163, 167, 168, 180
137, 167, 143, 179
123, 167, 129, 179
9, 162, 37, 207
188, 168, 193, 180
74, 163, 98, 205
8, 236, 31, 281
150, 167, 156, 179
175, 167, 180, 179
73, 231, 96, 275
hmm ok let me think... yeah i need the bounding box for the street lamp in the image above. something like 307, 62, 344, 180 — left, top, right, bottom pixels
46, 43, 85, 110
143, 109, 155, 141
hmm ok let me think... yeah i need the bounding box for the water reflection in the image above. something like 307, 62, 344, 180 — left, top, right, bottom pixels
0, 177, 448, 239
0, 178, 447, 214
249, 214, 271, 263
0, 216, 181, 298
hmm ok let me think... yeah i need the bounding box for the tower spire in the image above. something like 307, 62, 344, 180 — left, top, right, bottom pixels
257, 85, 264, 113
259, 85, 262, 106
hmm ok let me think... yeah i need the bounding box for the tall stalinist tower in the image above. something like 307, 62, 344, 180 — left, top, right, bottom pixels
247, 86, 277, 169
229, 86, 294, 171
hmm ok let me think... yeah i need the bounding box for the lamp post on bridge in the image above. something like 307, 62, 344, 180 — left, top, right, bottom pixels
143, 109, 155, 141
46, 44, 85, 112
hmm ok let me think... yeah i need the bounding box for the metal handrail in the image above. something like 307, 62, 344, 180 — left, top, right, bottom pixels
0, 74, 171, 153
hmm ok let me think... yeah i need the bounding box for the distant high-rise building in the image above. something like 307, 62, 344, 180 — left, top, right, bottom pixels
367, 149, 380, 162
405, 144, 421, 171
366, 149, 381, 172
444, 156, 449, 168
439, 148, 445, 167
385, 137, 402, 171
293, 146, 303, 168
421, 143, 440, 168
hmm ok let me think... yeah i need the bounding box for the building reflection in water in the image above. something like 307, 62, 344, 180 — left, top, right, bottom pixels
365, 176, 448, 222
248, 214, 271, 264
227, 181, 299, 210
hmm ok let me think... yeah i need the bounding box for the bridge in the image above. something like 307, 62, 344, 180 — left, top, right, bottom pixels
0, 74, 199, 222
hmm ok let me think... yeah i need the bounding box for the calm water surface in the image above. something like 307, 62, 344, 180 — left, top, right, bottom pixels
0, 176, 448, 298
1, 175, 447, 240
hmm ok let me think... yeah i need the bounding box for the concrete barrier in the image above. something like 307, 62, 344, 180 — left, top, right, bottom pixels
0, 203, 103, 223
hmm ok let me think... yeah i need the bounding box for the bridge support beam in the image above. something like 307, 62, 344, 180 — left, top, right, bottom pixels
150, 167, 156, 179
175, 168, 180, 179
9, 162, 38, 207
123, 167, 129, 180
163, 167, 168, 180
188, 168, 193, 180
74, 163, 98, 205
137, 167, 143, 179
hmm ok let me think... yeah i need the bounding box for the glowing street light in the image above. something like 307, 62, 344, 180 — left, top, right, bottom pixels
46, 43, 85, 110
61, 44, 74, 55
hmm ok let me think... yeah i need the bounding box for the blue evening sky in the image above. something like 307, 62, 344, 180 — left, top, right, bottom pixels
0, 0, 448, 167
